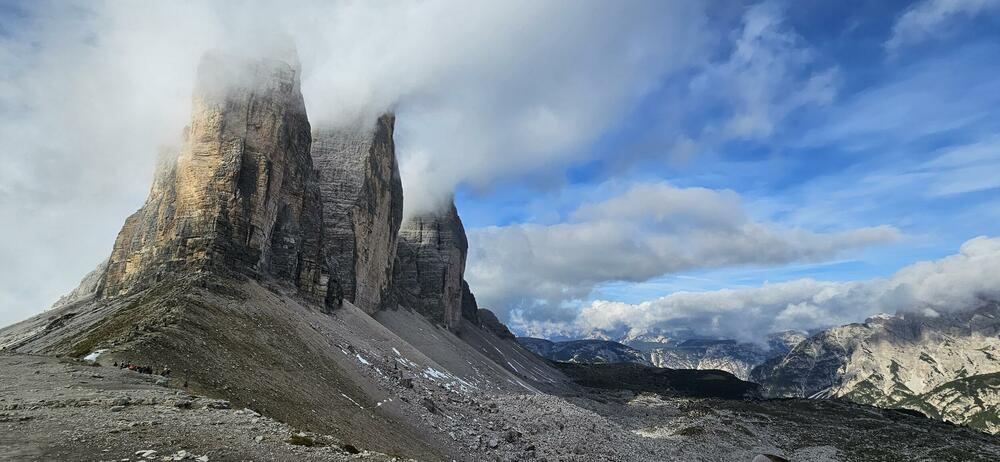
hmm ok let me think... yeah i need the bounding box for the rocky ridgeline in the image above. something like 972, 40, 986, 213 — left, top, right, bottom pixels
100, 52, 331, 307
311, 114, 404, 313
518, 338, 652, 366
519, 332, 807, 381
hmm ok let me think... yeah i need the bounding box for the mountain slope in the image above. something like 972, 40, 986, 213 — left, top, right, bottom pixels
520, 333, 806, 380
518, 338, 652, 366
751, 304, 1000, 433
898, 372, 1000, 434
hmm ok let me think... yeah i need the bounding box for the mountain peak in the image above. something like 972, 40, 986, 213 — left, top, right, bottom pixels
100, 51, 331, 307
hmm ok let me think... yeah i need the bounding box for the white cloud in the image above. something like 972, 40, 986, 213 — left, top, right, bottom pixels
466, 182, 900, 323
517, 236, 1000, 343
886, 0, 1000, 51
667, 1, 838, 156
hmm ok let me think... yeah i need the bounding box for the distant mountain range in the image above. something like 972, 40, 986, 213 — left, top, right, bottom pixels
517, 338, 651, 366
519, 331, 805, 380
751, 303, 1000, 434
521, 305, 1000, 435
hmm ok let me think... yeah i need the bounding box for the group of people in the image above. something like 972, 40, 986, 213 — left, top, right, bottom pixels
113, 362, 170, 377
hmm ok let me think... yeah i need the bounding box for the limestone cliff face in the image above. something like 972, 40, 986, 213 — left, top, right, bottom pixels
311, 115, 403, 313
101, 53, 331, 307
751, 304, 1000, 409
393, 202, 469, 332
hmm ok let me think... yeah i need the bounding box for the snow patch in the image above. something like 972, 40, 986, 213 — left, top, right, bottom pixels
340, 393, 364, 409
83, 349, 107, 362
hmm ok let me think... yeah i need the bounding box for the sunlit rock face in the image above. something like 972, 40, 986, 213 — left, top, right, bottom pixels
751, 303, 1000, 432
311, 114, 403, 314
100, 52, 332, 307
393, 202, 469, 332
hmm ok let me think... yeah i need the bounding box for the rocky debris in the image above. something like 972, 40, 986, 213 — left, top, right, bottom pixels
99, 51, 332, 307
420, 397, 437, 414
751, 302, 1000, 431
0, 353, 400, 462
752, 454, 790, 462
645, 339, 772, 380
311, 114, 403, 313
392, 201, 468, 332
159, 449, 210, 461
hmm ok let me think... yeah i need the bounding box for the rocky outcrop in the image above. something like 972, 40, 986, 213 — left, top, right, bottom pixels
898, 372, 1000, 434
392, 202, 468, 331
51, 259, 109, 309
100, 52, 331, 307
478, 309, 516, 341
311, 115, 403, 314
646, 340, 768, 380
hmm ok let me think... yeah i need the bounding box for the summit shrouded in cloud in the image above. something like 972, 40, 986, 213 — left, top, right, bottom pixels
2, 0, 1000, 344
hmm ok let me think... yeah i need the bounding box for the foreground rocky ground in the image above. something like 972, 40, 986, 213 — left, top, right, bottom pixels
0, 354, 402, 462
6, 351, 1000, 462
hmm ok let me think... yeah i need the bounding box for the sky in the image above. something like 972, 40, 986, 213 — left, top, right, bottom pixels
1, 0, 999, 342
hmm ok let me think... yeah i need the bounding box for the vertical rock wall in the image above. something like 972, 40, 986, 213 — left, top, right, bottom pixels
311, 115, 404, 313
393, 202, 469, 332
100, 52, 331, 307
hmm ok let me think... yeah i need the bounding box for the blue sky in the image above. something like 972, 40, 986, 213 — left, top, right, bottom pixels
452, 0, 1000, 338
1, 1, 999, 339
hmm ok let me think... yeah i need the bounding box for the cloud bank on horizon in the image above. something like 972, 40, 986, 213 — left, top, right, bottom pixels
512, 236, 1000, 343
1, 0, 999, 338
467, 182, 901, 324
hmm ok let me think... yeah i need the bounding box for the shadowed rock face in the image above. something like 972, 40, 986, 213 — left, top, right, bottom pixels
393, 202, 468, 332
478, 309, 515, 340
311, 115, 404, 313
460, 280, 480, 323
100, 52, 331, 307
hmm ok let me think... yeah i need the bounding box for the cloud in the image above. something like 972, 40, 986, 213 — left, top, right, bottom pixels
662, 1, 838, 159
515, 236, 1000, 343
0, 0, 713, 326
886, 0, 1000, 51
466, 182, 900, 323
